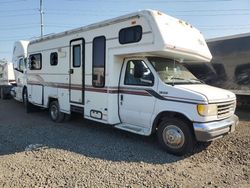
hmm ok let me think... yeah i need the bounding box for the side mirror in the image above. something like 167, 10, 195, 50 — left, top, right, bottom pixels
134, 63, 144, 78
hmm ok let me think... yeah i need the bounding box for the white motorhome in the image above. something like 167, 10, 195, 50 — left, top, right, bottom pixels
0, 60, 15, 99
11, 40, 29, 102
24, 10, 238, 155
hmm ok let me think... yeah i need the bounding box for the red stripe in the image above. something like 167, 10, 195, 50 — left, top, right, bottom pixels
27, 82, 151, 96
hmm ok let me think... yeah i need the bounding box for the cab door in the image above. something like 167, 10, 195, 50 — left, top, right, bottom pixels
119, 58, 157, 128
69, 39, 84, 104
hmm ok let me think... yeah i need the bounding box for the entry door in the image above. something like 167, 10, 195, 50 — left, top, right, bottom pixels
70, 39, 84, 104
119, 59, 157, 128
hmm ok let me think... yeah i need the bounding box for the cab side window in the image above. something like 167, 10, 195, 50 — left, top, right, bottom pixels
124, 60, 154, 86
18, 58, 24, 72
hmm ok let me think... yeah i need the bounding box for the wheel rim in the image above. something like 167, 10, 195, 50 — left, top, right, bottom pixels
50, 105, 58, 120
162, 125, 185, 149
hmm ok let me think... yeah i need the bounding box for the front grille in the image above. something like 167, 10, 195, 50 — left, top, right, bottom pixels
217, 101, 235, 119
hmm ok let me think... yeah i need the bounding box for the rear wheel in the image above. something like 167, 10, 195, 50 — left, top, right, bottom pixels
23, 88, 32, 113
157, 117, 195, 156
0, 88, 7, 99
49, 101, 65, 123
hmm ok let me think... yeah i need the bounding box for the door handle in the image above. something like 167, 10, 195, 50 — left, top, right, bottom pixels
69, 69, 74, 74
120, 94, 123, 105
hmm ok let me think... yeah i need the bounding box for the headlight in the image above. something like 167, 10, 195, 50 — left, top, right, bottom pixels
197, 104, 217, 116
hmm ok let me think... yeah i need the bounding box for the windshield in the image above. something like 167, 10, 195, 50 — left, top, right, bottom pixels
149, 57, 201, 85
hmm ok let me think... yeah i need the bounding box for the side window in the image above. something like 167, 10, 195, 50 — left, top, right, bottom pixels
73, 45, 81, 67
235, 63, 250, 85
124, 60, 154, 86
29, 54, 42, 70
50, 52, 58, 66
92, 36, 106, 88
18, 58, 24, 72
119, 25, 142, 44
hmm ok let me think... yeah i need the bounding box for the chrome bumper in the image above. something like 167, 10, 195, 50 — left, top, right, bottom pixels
193, 115, 239, 142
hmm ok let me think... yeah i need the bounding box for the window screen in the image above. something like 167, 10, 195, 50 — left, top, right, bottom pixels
92, 36, 106, 87
119, 25, 142, 44
29, 53, 42, 70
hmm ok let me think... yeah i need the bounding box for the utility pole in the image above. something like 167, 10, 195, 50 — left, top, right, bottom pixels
40, 0, 44, 38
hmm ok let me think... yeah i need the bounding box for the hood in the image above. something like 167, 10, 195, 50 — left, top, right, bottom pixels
176, 84, 236, 103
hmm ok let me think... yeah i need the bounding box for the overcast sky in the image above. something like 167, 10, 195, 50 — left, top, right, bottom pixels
0, 0, 250, 61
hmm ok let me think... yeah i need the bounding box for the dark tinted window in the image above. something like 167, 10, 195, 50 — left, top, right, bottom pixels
235, 63, 250, 85
184, 62, 218, 84
73, 45, 81, 67
212, 63, 227, 81
29, 53, 42, 70
208, 36, 250, 57
50, 52, 58, 66
93, 36, 106, 87
119, 25, 142, 44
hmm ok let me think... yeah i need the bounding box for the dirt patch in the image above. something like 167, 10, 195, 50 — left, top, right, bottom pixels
0, 99, 249, 187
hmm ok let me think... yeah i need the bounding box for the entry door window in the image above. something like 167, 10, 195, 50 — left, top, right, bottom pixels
73, 45, 81, 67
124, 60, 154, 86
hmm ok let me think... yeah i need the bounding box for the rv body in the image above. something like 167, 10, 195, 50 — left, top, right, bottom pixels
11, 40, 29, 102
24, 10, 238, 155
0, 61, 15, 99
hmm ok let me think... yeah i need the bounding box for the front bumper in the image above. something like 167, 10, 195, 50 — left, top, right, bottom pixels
193, 115, 239, 142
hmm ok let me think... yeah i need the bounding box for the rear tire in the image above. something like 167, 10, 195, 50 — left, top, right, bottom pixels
23, 88, 32, 113
49, 101, 65, 123
157, 117, 195, 156
0, 88, 7, 100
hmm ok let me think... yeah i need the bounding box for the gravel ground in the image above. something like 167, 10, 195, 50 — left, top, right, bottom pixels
0, 99, 249, 187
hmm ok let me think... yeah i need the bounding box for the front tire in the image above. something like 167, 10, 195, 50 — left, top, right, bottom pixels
49, 101, 65, 123
157, 117, 195, 156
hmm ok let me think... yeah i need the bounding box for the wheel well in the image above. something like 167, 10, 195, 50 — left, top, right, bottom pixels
152, 111, 194, 135
48, 97, 58, 108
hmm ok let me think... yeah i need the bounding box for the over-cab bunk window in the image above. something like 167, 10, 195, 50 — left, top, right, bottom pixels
119, 25, 142, 44
29, 53, 42, 70
92, 36, 106, 88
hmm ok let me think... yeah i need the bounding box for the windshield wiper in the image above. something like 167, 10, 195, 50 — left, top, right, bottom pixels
189, 78, 203, 83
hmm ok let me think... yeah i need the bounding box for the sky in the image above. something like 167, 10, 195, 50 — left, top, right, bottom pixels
0, 0, 250, 61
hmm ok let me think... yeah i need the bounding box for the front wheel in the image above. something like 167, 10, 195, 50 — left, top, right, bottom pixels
49, 101, 65, 123
157, 117, 195, 156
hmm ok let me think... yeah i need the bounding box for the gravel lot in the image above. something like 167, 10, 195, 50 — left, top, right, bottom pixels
0, 99, 249, 187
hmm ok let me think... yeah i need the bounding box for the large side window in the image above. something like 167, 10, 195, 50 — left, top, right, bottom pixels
29, 53, 42, 70
124, 60, 154, 86
50, 52, 58, 66
119, 25, 142, 44
92, 36, 106, 87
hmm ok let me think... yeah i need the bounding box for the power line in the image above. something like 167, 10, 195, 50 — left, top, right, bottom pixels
64, 0, 232, 2
0, 8, 37, 13
0, 0, 27, 4
176, 13, 250, 16
0, 13, 37, 18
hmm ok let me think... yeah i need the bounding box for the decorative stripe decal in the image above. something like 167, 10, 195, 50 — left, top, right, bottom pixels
27, 81, 204, 104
